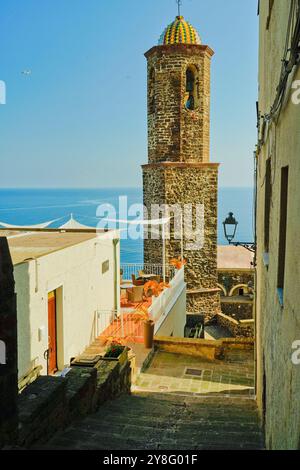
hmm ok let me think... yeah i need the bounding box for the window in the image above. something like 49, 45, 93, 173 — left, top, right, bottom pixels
185, 66, 198, 110
277, 166, 289, 293
264, 158, 272, 252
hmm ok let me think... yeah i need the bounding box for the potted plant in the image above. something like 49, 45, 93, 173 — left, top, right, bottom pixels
133, 306, 155, 349
170, 257, 187, 270
102, 339, 128, 366
143, 280, 170, 298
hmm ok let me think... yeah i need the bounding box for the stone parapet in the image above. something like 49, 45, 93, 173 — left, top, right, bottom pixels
216, 312, 254, 339
15, 355, 131, 449
154, 335, 254, 362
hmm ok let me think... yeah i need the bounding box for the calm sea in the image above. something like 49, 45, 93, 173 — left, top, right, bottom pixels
0, 188, 254, 263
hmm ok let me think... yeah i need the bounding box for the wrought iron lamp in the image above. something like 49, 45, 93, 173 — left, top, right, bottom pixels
223, 212, 256, 253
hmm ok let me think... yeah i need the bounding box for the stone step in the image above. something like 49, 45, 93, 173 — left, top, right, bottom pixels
41, 390, 264, 450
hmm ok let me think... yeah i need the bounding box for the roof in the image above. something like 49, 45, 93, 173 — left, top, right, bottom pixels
5, 231, 99, 266
217, 246, 254, 270
158, 16, 201, 45
1, 230, 253, 269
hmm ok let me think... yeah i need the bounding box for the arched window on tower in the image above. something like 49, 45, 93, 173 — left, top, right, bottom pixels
185, 66, 199, 111
149, 68, 155, 114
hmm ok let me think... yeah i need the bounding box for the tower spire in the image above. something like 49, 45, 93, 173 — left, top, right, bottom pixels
176, 0, 182, 17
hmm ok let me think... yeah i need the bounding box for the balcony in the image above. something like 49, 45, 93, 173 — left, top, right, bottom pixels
96, 265, 185, 344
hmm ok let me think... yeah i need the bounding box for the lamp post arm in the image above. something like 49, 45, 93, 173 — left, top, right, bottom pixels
229, 241, 256, 253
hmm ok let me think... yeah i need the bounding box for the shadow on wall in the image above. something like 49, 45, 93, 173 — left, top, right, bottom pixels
89, 311, 98, 346
0, 236, 18, 447
14, 263, 33, 382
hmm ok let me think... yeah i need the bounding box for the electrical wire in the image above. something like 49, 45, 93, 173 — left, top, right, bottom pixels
253, 0, 300, 265
257, 0, 300, 152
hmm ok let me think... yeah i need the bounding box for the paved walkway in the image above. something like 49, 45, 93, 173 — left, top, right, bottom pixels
40, 349, 264, 450
133, 350, 254, 397
41, 393, 263, 450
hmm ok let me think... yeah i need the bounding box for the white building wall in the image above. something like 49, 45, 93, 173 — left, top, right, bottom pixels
153, 268, 187, 338
14, 232, 120, 379
155, 287, 187, 338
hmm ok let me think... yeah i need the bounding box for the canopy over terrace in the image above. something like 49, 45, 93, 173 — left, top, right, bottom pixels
0, 214, 183, 280
0, 214, 96, 231
100, 216, 182, 283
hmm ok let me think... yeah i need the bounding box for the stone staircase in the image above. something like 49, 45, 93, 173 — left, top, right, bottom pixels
38, 349, 264, 450
41, 390, 264, 450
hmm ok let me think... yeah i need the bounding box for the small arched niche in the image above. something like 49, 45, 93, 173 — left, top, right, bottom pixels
229, 284, 254, 298
148, 68, 155, 114
185, 65, 199, 111
217, 283, 227, 297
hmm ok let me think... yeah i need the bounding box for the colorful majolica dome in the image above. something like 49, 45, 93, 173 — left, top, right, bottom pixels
158, 16, 201, 46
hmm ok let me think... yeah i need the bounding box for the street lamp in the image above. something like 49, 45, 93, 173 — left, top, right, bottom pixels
223, 212, 256, 253
223, 212, 238, 243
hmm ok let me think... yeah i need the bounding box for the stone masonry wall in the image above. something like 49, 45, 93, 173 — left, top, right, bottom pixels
143, 43, 219, 319
218, 269, 254, 321
17, 356, 131, 449
146, 45, 213, 164
218, 270, 254, 296
143, 164, 220, 317
221, 301, 253, 321
216, 313, 254, 339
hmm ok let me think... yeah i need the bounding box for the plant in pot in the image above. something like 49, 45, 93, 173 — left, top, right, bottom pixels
102, 339, 128, 365
170, 257, 187, 270
143, 280, 170, 298
132, 306, 155, 349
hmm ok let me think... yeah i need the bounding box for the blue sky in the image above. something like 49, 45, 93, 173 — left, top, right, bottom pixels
0, 0, 258, 188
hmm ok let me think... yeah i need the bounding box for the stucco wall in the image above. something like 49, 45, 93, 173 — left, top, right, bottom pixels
155, 286, 187, 338
256, 0, 300, 450
14, 232, 120, 379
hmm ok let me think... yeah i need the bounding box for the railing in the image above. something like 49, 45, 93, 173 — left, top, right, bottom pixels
96, 309, 144, 342
150, 267, 185, 325
97, 267, 185, 342
121, 263, 176, 282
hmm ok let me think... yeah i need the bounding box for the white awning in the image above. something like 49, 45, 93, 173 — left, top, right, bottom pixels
59, 215, 95, 230
0, 218, 61, 229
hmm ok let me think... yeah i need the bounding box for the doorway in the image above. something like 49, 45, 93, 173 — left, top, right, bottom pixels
48, 291, 58, 375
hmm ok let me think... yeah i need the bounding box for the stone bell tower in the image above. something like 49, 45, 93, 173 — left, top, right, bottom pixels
143, 15, 220, 317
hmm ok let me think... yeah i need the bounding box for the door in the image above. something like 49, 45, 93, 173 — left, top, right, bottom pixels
48, 291, 57, 374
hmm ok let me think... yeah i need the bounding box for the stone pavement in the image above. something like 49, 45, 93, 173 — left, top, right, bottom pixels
133, 350, 254, 397
40, 393, 263, 450
39, 349, 264, 450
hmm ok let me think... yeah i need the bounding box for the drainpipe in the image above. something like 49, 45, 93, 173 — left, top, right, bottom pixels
113, 238, 120, 314
253, 149, 258, 400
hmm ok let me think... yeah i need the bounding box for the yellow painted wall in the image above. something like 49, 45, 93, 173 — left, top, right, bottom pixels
256, 0, 300, 449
